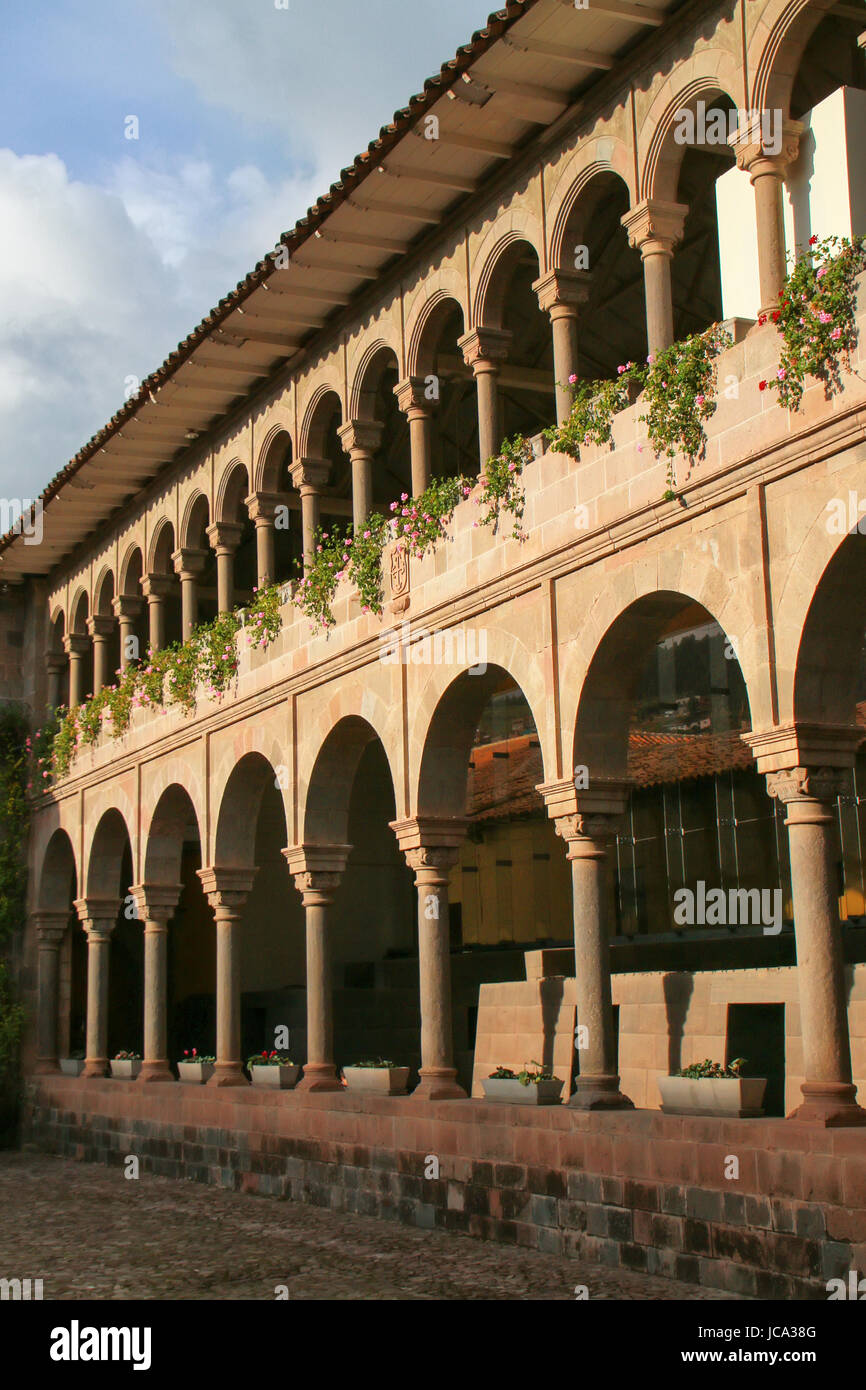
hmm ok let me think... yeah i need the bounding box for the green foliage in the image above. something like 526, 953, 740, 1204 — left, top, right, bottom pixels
759, 234, 866, 411
676, 1057, 746, 1079
247, 1051, 294, 1066
348, 1058, 398, 1069
0, 959, 24, 1143
476, 433, 532, 538
489, 1060, 559, 1086
0, 707, 28, 941
640, 323, 732, 497
545, 366, 642, 461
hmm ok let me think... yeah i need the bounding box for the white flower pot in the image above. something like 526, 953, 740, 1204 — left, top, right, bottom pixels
249, 1064, 300, 1090
59, 1058, 84, 1077
109, 1059, 142, 1079
177, 1061, 215, 1084
482, 1077, 564, 1105
343, 1066, 410, 1096
658, 1075, 767, 1118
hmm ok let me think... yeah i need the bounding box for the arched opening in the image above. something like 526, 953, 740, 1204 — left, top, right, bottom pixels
143, 785, 210, 1068
790, 12, 866, 119
303, 391, 352, 542
794, 529, 866, 927
150, 521, 183, 649
213, 753, 297, 1063
119, 546, 149, 665
258, 429, 300, 585
219, 464, 257, 608
86, 809, 141, 1059
183, 493, 218, 628
414, 298, 478, 482
70, 590, 94, 701
479, 239, 555, 441
48, 612, 70, 710
94, 568, 121, 685
39, 829, 84, 1061
354, 347, 412, 508
671, 94, 737, 340
556, 170, 645, 380
304, 718, 416, 1074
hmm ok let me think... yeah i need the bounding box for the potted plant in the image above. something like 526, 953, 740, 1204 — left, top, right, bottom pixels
342, 1059, 410, 1096
482, 1061, 564, 1105
658, 1057, 767, 1117
177, 1048, 215, 1084
109, 1050, 142, 1079
59, 1049, 85, 1077
247, 1050, 299, 1089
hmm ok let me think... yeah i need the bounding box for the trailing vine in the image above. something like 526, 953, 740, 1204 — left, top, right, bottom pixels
544, 365, 642, 461
758, 233, 866, 411
0, 706, 28, 941
640, 323, 732, 498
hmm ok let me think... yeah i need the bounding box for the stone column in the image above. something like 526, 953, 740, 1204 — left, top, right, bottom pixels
130, 883, 182, 1082
338, 421, 384, 532
533, 270, 592, 425
205, 522, 244, 615
539, 779, 634, 1110
621, 199, 688, 359
391, 817, 468, 1100
245, 492, 283, 589
289, 460, 331, 570
171, 548, 208, 641
766, 766, 865, 1126
458, 328, 512, 469
394, 378, 434, 496
63, 633, 90, 707
197, 867, 255, 1086
46, 654, 66, 710
733, 120, 802, 317
141, 573, 174, 654
75, 897, 119, 1078
87, 614, 115, 693
33, 912, 69, 1073
113, 594, 145, 670
283, 845, 351, 1091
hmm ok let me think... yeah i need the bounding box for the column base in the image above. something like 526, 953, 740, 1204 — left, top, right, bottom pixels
83, 1059, 108, 1079
138, 1062, 175, 1083
296, 1063, 343, 1093
787, 1082, 866, 1127
206, 1063, 249, 1088
569, 1075, 634, 1111
413, 1068, 467, 1101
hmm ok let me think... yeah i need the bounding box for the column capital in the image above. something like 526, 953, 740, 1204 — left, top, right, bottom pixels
62, 633, 90, 658
129, 882, 183, 925
765, 766, 850, 808
32, 911, 69, 945
290, 458, 331, 492
86, 614, 115, 640
205, 521, 244, 555
394, 376, 435, 417
338, 420, 384, 457
74, 897, 118, 937
197, 866, 255, 913
390, 816, 468, 880
112, 593, 144, 620
621, 199, 688, 257
458, 327, 512, 371
731, 118, 802, 179
537, 778, 630, 850
141, 572, 175, 601
746, 723, 862, 778
283, 844, 351, 903
244, 491, 283, 525
171, 547, 208, 578
532, 269, 592, 316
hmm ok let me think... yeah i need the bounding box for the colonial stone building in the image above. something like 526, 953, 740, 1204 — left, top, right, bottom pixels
5, 0, 866, 1293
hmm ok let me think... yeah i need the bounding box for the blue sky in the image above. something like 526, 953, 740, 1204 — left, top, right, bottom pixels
0, 0, 486, 502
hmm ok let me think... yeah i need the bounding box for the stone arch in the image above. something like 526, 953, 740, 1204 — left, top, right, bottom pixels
303, 715, 396, 845
412, 634, 550, 819
37, 827, 78, 914
255, 423, 294, 493
118, 543, 144, 597
406, 282, 467, 379
48, 606, 65, 649
147, 517, 175, 575
69, 587, 89, 635
548, 150, 634, 271
792, 528, 866, 728
180, 490, 210, 550
298, 383, 343, 459
348, 339, 400, 421
93, 566, 115, 617
639, 65, 742, 204
749, 0, 835, 117
214, 459, 249, 524
85, 807, 133, 901
213, 751, 288, 870
471, 220, 545, 329
143, 783, 203, 886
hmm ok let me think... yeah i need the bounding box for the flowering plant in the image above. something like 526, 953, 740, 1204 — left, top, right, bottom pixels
181, 1047, 215, 1064
545, 364, 643, 461
113, 1051, 142, 1061
675, 1057, 746, 1079
639, 323, 732, 498
247, 1050, 294, 1067
476, 433, 532, 538
758, 234, 866, 411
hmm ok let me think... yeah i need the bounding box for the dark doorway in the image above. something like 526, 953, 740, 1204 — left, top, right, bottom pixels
726, 1002, 786, 1117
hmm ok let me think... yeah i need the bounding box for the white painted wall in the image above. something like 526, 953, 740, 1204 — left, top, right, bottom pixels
715, 86, 866, 322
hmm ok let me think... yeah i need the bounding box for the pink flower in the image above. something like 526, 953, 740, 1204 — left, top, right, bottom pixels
400, 492, 408, 502
818, 310, 833, 325
831, 326, 842, 340
777, 368, 786, 381
568, 373, 577, 384
389, 501, 397, 512
817, 266, 827, 280
695, 394, 705, 408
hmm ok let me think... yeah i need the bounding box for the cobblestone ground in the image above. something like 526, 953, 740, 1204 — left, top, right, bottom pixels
0, 1151, 742, 1301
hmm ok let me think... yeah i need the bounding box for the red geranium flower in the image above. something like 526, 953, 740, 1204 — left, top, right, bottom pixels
758, 380, 767, 391
809, 235, 818, 245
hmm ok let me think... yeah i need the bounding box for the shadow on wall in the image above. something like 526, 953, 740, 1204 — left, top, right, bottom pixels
662, 970, 694, 1076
